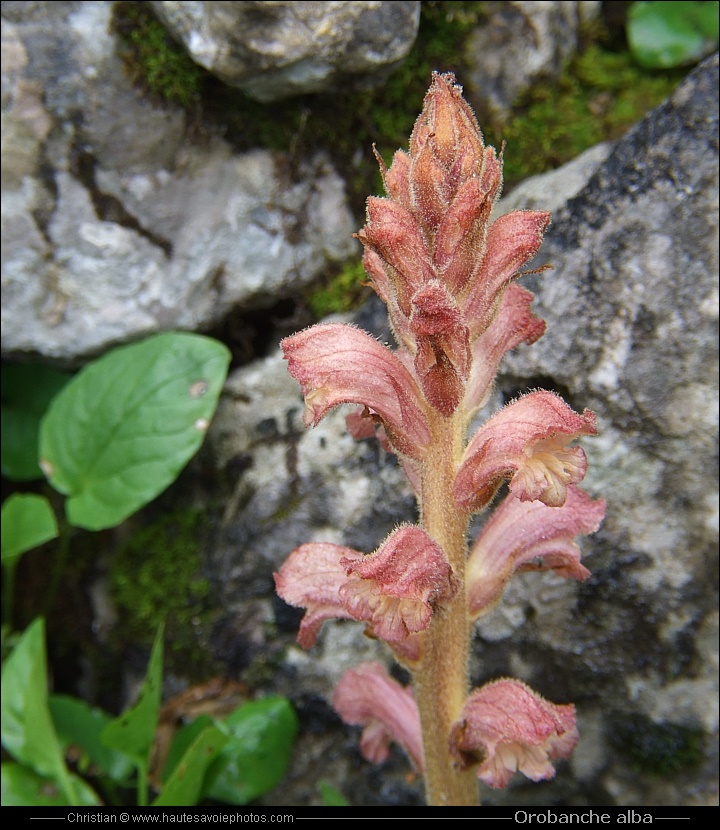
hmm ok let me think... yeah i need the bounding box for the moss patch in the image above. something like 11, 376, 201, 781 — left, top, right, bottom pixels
112, 2, 205, 108
491, 44, 685, 184
306, 259, 370, 318
610, 713, 704, 776
109, 507, 218, 678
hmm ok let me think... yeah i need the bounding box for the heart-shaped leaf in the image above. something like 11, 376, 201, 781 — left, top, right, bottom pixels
39, 333, 230, 530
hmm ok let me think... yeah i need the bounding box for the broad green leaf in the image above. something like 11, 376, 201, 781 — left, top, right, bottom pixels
49, 694, 134, 783
39, 333, 231, 530
1, 620, 67, 783
204, 697, 299, 805
152, 724, 228, 807
1, 762, 101, 806
1, 363, 72, 481
319, 780, 351, 806
627, 1, 719, 68
102, 624, 164, 771
1, 494, 59, 563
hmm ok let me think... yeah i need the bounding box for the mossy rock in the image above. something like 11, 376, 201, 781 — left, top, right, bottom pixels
109, 507, 219, 678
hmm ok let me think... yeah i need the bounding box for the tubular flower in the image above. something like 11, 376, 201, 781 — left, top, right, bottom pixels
449, 680, 579, 789
273, 542, 361, 648
339, 525, 457, 644
274, 526, 455, 648
466, 486, 606, 619
281, 323, 430, 459
464, 283, 546, 414
454, 390, 597, 513
332, 662, 424, 773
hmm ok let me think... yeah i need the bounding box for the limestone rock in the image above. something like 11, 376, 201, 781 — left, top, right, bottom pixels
149, 1, 421, 101
1, 1, 356, 361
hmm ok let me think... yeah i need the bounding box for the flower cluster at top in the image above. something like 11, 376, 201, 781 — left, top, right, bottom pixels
275, 72, 605, 793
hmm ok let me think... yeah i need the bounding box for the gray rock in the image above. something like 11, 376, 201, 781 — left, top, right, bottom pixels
495, 141, 613, 216
203, 55, 719, 806
149, 1, 421, 102
465, 1, 601, 124
1, 1, 356, 361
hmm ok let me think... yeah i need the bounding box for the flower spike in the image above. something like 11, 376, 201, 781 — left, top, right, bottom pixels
276, 71, 604, 806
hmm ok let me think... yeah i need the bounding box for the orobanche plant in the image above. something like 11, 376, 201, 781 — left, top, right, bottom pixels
275, 73, 606, 806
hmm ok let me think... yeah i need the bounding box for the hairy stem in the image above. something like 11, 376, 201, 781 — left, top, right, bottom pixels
414, 410, 479, 806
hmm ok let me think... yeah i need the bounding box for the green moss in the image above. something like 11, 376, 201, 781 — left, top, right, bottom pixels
492, 44, 684, 184
307, 259, 371, 318
109, 508, 217, 677
610, 713, 704, 776
112, 2, 204, 108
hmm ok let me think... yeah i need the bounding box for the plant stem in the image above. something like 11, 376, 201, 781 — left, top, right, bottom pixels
414, 410, 479, 806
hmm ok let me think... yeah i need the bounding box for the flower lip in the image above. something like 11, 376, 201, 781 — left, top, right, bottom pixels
454, 390, 597, 513
449, 679, 578, 789
339, 524, 457, 644
273, 542, 361, 648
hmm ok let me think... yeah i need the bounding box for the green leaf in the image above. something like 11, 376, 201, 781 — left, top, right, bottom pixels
49, 694, 134, 783
204, 697, 299, 805
1, 762, 101, 806
1, 494, 59, 563
1, 363, 72, 481
102, 624, 164, 773
39, 333, 231, 530
627, 1, 719, 68
152, 724, 228, 807
0, 619, 78, 803
160, 714, 215, 783
318, 780, 351, 806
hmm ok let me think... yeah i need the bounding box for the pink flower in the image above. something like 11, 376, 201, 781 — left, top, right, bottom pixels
281, 323, 430, 459
454, 390, 597, 512
461, 210, 552, 338
449, 680, 579, 789
466, 486, 606, 619
273, 542, 360, 648
340, 525, 457, 643
332, 662, 424, 772
274, 526, 455, 648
